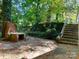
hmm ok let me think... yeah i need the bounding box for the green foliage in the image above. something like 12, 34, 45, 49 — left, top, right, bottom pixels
26, 22, 63, 39
0, 0, 77, 39
11, 0, 78, 39
2, 0, 12, 21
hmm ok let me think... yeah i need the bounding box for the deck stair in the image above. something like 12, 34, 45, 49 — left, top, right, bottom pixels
59, 24, 78, 45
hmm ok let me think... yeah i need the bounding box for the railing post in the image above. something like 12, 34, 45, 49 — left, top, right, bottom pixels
57, 19, 68, 39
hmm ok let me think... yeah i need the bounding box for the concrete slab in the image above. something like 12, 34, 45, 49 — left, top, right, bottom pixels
0, 36, 57, 59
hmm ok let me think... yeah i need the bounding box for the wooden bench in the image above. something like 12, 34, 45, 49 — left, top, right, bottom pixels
8, 32, 25, 42
3, 21, 25, 42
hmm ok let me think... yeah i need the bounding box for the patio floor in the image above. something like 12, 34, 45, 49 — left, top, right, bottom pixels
53, 44, 78, 59
0, 36, 57, 59
0, 36, 78, 59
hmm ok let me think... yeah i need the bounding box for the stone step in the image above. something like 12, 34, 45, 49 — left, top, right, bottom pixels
63, 32, 78, 35
63, 35, 78, 39
63, 33, 78, 37
61, 38, 78, 42
65, 28, 78, 30
64, 31, 78, 33
64, 28, 78, 31
65, 25, 78, 29
59, 24, 78, 45
66, 24, 78, 27
65, 26, 78, 29
58, 40, 78, 45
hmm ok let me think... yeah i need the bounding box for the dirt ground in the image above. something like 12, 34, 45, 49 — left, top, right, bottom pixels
53, 44, 78, 59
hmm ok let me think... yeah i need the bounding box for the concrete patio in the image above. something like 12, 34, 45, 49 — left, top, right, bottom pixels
0, 36, 78, 59
0, 36, 57, 59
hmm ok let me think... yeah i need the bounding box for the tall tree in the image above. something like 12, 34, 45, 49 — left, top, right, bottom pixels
52, 0, 65, 22
2, 0, 12, 21
2, 0, 12, 37
34, 0, 41, 24
46, 0, 52, 22
31, 0, 41, 31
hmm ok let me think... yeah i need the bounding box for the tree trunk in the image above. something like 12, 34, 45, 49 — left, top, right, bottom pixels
2, 0, 12, 37
2, 0, 12, 21
47, 3, 52, 22
35, 0, 40, 23
31, 0, 40, 31
56, 13, 59, 22
46, 2, 52, 28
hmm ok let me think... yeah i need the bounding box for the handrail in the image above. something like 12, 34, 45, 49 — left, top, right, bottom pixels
57, 19, 68, 39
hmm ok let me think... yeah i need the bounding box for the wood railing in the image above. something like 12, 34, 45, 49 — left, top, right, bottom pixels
57, 19, 68, 39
